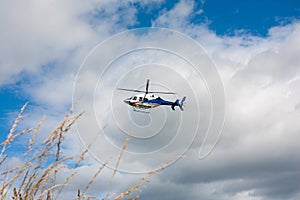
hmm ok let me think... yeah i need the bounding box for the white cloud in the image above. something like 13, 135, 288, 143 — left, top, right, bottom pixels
152, 0, 195, 29
66, 21, 300, 199
0, 0, 146, 85
0, 0, 98, 84
1, 0, 300, 199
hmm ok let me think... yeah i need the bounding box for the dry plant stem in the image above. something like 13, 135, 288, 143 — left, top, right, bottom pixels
75, 142, 92, 167
23, 170, 38, 192
127, 196, 139, 200
83, 161, 109, 195
43, 112, 83, 146
76, 125, 107, 167
1, 103, 177, 200
25, 115, 46, 156
77, 189, 81, 200
101, 192, 113, 200
0, 171, 8, 196
12, 187, 18, 200
1, 127, 34, 146
75, 190, 98, 200
75, 125, 103, 167
1, 103, 30, 158
38, 183, 68, 199
1, 165, 22, 176
0, 104, 87, 200
46, 190, 51, 200
114, 155, 184, 200
1, 103, 28, 145
29, 157, 72, 197
56, 130, 64, 161
18, 170, 29, 194
0, 154, 7, 166
111, 136, 130, 183
55, 113, 83, 161
4, 162, 31, 190
33, 113, 83, 166
114, 182, 143, 200
54, 169, 78, 199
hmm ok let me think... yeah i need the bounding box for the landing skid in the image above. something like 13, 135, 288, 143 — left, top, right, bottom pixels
132, 107, 150, 114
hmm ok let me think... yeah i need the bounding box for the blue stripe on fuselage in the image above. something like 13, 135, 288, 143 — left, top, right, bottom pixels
147, 98, 174, 105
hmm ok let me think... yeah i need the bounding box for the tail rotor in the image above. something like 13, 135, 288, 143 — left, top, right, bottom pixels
171, 96, 186, 111
179, 96, 186, 111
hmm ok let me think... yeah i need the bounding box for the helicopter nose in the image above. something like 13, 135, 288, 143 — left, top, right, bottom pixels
123, 98, 130, 104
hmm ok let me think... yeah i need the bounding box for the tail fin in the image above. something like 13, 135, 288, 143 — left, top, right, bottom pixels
171, 99, 179, 111
171, 97, 186, 111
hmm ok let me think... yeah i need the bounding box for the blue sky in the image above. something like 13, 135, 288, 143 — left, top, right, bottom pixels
198, 0, 300, 36
132, 0, 300, 35
1, 1, 300, 199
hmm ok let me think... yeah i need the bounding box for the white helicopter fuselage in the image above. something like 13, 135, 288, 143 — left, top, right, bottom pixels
123, 93, 161, 109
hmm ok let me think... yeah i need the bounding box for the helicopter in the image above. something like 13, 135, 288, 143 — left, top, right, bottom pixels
117, 79, 186, 112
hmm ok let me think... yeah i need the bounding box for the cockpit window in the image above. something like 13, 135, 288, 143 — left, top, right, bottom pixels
133, 96, 137, 100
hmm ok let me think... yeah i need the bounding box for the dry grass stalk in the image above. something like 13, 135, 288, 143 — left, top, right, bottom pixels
114, 155, 184, 200
76, 189, 97, 200
38, 183, 68, 199
0, 171, 8, 196
1, 128, 34, 147
101, 192, 114, 200
77, 189, 81, 199
29, 157, 72, 197
4, 162, 31, 190
111, 136, 130, 183
46, 190, 51, 200
75, 125, 107, 167
75, 142, 92, 167
25, 115, 46, 156
83, 161, 109, 195
1, 165, 21, 176
127, 195, 139, 200
1, 102, 182, 200
55, 112, 84, 161
1, 103, 28, 147
55, 129, 64, 161
17, 170, 29, 194
0, 154, 7, 166
77, 195, 97, 200
31, 113, 83, 171
1, 103, 30, 161
0, 103, 87, 200
23, 170, 38, 197
12, 187, 18, 200
42, 112, 83, 147
113, 182, 143, 200
54, 169, 78, 199
152, 155, 184, 173
65, 169, 78, 183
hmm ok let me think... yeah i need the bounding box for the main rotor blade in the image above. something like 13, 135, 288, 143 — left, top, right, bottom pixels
147, 91, 176, 94
117, 88, 175, 94
117, 88, 146, 93
145, 79, 149, 94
